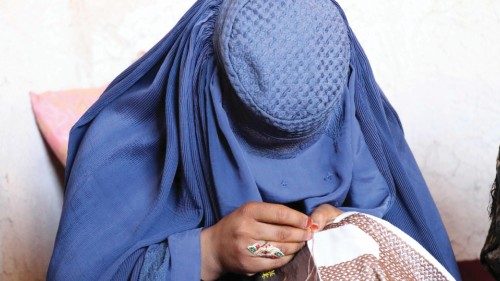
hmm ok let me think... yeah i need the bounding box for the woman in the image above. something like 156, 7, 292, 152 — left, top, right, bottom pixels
48, 0, 460, 280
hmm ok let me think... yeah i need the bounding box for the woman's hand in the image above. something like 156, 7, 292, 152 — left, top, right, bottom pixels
200, 202, 312, 280
309, 204, 343, 232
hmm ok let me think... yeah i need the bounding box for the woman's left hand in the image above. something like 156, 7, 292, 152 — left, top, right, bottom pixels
309, 204, 343, 232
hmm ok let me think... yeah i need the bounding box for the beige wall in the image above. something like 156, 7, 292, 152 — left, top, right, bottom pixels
1, 0, 499, 280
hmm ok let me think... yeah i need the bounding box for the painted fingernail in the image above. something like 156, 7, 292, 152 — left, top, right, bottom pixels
306, 217, 313, 228
310, 223, 319, 232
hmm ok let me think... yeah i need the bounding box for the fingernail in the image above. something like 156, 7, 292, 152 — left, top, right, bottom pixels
310, 223, 319, 232
305, 217, 313, 228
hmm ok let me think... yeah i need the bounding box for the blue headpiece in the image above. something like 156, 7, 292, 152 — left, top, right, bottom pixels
216, 0, 350, 142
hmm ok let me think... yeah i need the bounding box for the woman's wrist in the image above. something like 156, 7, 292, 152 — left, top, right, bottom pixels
200, 226, 223, 280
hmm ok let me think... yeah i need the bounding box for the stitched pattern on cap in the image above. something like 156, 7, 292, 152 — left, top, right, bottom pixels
218, 0, 350, 136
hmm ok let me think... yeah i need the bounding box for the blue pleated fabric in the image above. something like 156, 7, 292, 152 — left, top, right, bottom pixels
47, 0, 461, 280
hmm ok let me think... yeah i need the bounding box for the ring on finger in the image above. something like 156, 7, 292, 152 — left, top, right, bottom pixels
247, 241, 285, 259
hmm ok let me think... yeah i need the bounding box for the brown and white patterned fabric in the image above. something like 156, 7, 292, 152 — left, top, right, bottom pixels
252, 212, 455, 281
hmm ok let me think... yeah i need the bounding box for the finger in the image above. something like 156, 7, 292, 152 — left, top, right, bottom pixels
268, 241, 306, 256
245, 202, 309, 229
310, 204, 343, 231
248, 238, 306, 257
251, 222, 312, 242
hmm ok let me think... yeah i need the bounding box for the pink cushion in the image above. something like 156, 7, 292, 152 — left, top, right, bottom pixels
30, 86, 106, 165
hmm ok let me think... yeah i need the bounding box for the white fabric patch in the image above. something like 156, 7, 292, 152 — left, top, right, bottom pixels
307, 223, 380, 267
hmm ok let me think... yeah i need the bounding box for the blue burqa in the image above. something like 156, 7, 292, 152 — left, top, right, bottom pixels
48, 0, 461, 280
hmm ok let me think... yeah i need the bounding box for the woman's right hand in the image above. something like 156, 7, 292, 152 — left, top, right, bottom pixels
200, 202, 313, 280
